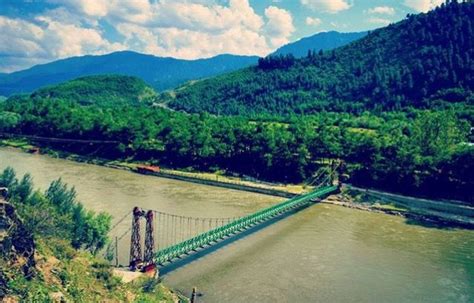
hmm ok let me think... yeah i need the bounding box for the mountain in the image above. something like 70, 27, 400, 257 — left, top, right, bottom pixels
167, 1, 474, 116
18, 75, 156, 106
0, 51, 258, 96
273, 31, 367, 58
0, 32, 368, 97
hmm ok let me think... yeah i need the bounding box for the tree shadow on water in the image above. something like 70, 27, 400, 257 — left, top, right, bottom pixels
403, 213, 473, 230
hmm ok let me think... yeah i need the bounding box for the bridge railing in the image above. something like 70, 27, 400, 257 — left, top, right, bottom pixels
153, 185, 337, 265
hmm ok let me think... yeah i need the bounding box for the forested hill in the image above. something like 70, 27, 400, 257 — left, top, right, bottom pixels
0, 51, 258, 96
15, 75, 157, 106
168, 1, 474, 116
273, 31, 367, 58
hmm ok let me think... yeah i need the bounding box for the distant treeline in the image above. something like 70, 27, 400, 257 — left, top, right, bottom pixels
169, 1, 474, 116
1, 96, 472, 203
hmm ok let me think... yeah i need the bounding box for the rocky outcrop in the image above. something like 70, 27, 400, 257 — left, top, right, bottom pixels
0, 188, 36, 287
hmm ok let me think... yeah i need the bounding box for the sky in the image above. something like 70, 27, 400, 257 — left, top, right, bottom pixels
0, 0, 445, 73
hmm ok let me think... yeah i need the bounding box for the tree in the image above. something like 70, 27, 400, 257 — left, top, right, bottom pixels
412, 111, 468, 160
71, 204, 111, 254
0, 111, 20, 131
15, 173, 33, 203
45, 178, 77, 214
0, 167, 17, 193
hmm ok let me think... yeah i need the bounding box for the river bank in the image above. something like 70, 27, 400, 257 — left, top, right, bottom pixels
1, 147, 472, 302
0, 138, 307, 197
324, 186, 474, 229
1, 139, 473, 228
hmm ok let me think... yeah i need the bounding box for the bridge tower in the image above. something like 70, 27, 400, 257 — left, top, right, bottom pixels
144, 210, 155, 264
129, 206, 145, 270
129, 207, 157, 271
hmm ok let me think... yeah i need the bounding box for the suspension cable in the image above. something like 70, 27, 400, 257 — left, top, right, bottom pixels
109, 211, 132, 232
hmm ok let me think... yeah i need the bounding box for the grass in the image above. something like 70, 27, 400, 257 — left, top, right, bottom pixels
3, 237, 182, 302
1, 138, 35, 150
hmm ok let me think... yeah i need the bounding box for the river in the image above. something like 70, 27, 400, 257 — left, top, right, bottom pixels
1, 148, 473, 302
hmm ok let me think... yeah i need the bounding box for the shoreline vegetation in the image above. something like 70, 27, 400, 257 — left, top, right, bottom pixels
2, 139, 472, 229
0, 165, 184, 302
1, 137, 309, 196
2, 74, 472, 203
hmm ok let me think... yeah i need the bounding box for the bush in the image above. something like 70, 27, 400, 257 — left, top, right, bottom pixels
1, 168, 112, 254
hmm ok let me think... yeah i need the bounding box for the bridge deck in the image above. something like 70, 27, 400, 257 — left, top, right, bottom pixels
153, 185, 338, 265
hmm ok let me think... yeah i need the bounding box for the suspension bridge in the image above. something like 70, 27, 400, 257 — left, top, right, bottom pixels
108, 164, 340, 273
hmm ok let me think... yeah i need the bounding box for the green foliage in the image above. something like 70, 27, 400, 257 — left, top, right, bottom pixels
31, 74, 157, 106
412, 111, 468, 160
92, 261, 122, 290
16, 173, 33, 202
142, 277, 160, 293
0, 111, 20, 131
71, 204, 112, 254
3, 89, 472, 202
5, 271, 52, 302
0, 167, 17, 191
2, 168, 112, 254
168, 1, 474, 116
46, 178, 77, 214
0, 170, 176, 302
258, 54, 296, 69
134, 278, 177, 303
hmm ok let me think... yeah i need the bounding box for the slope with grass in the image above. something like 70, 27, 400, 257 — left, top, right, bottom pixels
13, 75, 157, 106
0, 167, 179, 302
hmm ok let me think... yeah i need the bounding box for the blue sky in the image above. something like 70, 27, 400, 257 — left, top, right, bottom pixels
0, 0, 444, 73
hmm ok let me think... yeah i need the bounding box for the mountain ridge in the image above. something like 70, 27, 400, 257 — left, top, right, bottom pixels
0, 51, 259, 96
0, 30, 368, 97
273, 31, 367, 58
167, 1, 474, 116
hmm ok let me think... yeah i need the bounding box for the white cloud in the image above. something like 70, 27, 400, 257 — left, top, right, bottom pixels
367, 17, 392, 26
264, 6, 295, 48
74, 0, 109, 17
367, 6, 395, 15
300, 0, 352, 13
1, 0, 298, 71
36, 16, 124, 58
305, 17, 322, 26
110, 0, 294, 58
403, 0, 444, 12
49, 0, 110, 17
0, 15, 124, 71
115, 22, 269, 59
